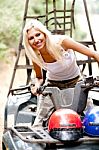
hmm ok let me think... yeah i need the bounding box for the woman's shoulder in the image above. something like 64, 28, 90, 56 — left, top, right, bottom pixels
51, 34, 70, 44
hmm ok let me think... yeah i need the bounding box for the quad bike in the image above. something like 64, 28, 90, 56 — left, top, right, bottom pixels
2, 76, 99, 150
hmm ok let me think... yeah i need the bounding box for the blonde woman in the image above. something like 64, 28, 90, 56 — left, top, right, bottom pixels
23, 19, 99, 127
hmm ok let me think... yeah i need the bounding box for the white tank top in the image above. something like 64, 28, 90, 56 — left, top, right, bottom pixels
43, 35, 81, 81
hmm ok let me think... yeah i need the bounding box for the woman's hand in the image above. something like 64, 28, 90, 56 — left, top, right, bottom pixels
30, 85, 38, 95
30, 78, 44, 95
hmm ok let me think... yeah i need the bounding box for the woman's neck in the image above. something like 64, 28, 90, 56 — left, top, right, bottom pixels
38, 48, 56, 63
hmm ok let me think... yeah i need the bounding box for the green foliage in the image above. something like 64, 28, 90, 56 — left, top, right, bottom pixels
0, 0, 25, 58
0, 43, 8, 60
89, 0, 99, 14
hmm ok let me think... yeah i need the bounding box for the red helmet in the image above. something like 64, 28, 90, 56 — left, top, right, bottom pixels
48, 108, 83, 142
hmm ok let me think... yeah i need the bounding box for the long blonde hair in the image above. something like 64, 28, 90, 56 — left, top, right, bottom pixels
23, 19, 63, 69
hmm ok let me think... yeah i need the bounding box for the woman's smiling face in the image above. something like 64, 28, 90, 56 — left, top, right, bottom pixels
27, 27, 46, 51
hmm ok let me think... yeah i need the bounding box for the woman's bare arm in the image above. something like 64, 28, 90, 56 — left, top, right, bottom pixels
62, 37, 99, 62
31, 62, 43, 95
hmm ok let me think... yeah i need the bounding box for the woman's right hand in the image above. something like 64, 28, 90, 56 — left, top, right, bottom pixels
30, 78, 44, 95
30, 85, 38, 95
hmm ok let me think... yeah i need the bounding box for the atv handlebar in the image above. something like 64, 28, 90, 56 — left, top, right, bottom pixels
9, 76, 99, 96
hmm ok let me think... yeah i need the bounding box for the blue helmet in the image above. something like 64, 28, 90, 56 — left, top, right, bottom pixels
83, 106, 99, 136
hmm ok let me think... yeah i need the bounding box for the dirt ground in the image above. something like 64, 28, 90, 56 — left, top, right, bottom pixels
0, 50, 28, 149
0, 54, 14, 149
0, 64, 10, 149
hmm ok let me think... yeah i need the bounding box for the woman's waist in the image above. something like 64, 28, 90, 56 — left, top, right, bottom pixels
47, 75, 80, 84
